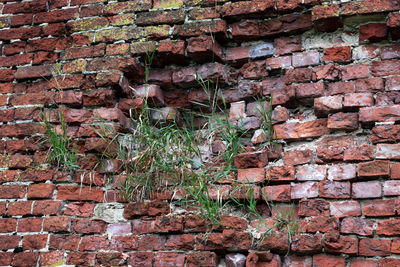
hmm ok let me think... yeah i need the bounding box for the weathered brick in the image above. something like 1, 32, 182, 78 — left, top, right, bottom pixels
291, 182, 319, 199
324, 46, 351, 62
330, 201, 361, 217
274, 119, 329, 140
22, 235, 48, 250
360, 23, 388, 43
358, 160, 390, 177
359, 238, 390, 256
295, 82, 324, 98
314, 95, 343, 117
328, 112, 358, 131
340, 217, 374, 236
364, 199, 395, 217
343, 144, 374, 161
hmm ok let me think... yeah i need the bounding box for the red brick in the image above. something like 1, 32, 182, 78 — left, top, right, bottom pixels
330, 201, 361, 217
391, 239, 400, 253
343, 144, 374, 161
262, 185, 291, 202
328, 164, 357, 181
32, 200, 62, 216
138, 235, 166, 250
0, 253, 13, 266
360, 23, 388, 43
372, 60, 400, 76
359, 238, 391, 256
312, 254, 345, 267
296, 165, 327, 181
292, 51, 320, 67
283, 150, 312, 166
12, 252, 39, 267
259, 13, 312, 37
0, 185, 26, 199
64, 202, 95, 217
364, 199, 395, 217
358, 160, 390, 177
27, 184, 54, 199
124, 200, 170, 219
341, 64, 370, 81
266, 166, 295, 183
392, 162, 400, 179
43, 216, 70, 232
173, 20, 227, 41
225, 46, 250, 66
325, 235, 358, 255
80, 236, 108, 251
66, 252, 95, 266
18, 218, 42, 232
22, 234, 48, 250
186, 252, 218, 267
73, 219, 106, 234
295, 82, 324, 98
57, 186, 104, 202
110, 236, 138, 251
240, 60, 269, 79
3, 0, 46, 13
355, 77, 383, 92
350, 260, 378, 267
127, 252, 154, 266
342, 0, 400, 16
285, 67, 313, 83
0, 69, 16, 82
381, 44, 400, 59
7, 201, 31, 216
291, 233, 322, 254
274, 37, 302, 55
353, 181, 382, 199
328, 112, 358, 131
307, 216, 338, 233
344, 93, 373, 108
353, 45, 380, 60
246, 252, 280, 267
188, 7, 220, 20
237, 168, 265, 183
234, 151, 268, 169
0, 235, 20, 250
0, 219, 17, 233
314, 95, 343, 117
324, 46, 351, 62
153, 252, 184, 267
274, 119, 328, 140
372, 124, 400, 142
222, 1, 274, 19
282, 255, 312, 267
49, 234, 80, 250
326, 81, 355, 95
291, 182, 319, 199
319, 181, 350, 199
380, 258, 400, 267
376, 143, 400, 160
39, 251, 64, 267
340, 217, 374, 236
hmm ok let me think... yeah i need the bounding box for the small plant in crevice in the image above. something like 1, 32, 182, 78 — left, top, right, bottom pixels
93, 100, 202, 202
144, 43, 157, 84
256, 95, 278, 149
41, 108, 80, 172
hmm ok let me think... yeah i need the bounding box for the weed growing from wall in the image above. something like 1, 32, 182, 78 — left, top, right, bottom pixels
41, 109, 80, 172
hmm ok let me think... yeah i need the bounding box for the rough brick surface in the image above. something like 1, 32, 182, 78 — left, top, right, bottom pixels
1, 0, 400, 265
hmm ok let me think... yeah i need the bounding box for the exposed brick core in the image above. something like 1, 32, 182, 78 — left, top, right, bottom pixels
1, 0, 400, 266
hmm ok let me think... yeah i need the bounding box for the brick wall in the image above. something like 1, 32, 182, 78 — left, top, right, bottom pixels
1, 0, 400, 266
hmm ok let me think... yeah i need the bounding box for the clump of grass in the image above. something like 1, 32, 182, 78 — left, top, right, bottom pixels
94, 100, 201, 202
144, 43, 157, 83
41, 109, 80, 172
